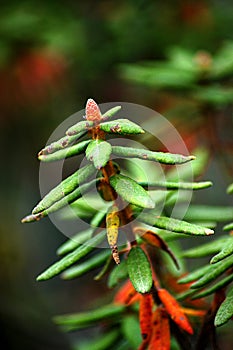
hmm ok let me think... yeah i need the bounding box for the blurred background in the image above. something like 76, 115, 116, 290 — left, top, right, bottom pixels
0, 0, 232, 349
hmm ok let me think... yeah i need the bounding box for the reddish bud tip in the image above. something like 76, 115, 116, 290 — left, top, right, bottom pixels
85, 98, 102, 121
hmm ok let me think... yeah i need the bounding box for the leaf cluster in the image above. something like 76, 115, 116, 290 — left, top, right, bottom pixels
120, 42, 233, 107
22, 99, 233, 349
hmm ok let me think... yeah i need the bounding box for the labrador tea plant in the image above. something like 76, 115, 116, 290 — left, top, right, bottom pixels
22, 99, 233, 350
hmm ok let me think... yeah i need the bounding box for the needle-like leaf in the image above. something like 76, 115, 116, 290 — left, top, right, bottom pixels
38, 140, 91, 162
32, 164, 95, 214
112, 146, 195, 164
37, 230, 106, 281
215, 286, 233, 327
138, 214, 214, 236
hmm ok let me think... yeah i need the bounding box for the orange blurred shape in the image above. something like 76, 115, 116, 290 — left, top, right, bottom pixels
0, 49, 67, 109
139, 293, 153, 341
180, 306, 206, 317
157, 288, 194, 334
114, 279, 140, 305
163, 273, 208, 309
148, 307, 170, 350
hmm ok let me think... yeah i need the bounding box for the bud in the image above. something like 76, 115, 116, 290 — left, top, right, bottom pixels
85, 98, 102, 122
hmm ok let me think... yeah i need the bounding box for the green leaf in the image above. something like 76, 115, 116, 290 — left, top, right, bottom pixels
178, 264, 213, 284
120, 63, 195, 89
176, 288, 202, 302
102, 106, 121, 119
22, 179, 98, 222
94, 255, 113, 281
211, 42, 233, 79
108, 260, 128, 288
192, 274, 233, 300
54, 304, 125, 331
139, 180, 212, 190
211, 241, 233, 264
74, 330, 119, 350
180, 205, 233, 223
91, 210, 108, 226
127, 246, 153, 293
36, 230, 106, 281
32, 164, 95, 214
110, 174, 154, 209
180, 236, 232, 258
193, 86, 233, 106
99, 119, 145, 135
191, 254, 233, 289
38, 132, 86, 156
156, 229, 190, 241
215, 286, 233, 327
66, 120, 94, 136
111, 340, 129, 350
57, 211, 106, 255
224, 222, 233, 231
121, 315, 141, 349
112, 146, 195, 165
138, 214, 214, 236
38, 140, 91, 162
125, 157, 161, 182
227, 183, 233, 194
57, 229, 93, 256
177, 266, 213, 301
62, 249, 110, 280
167, 47, 196, 72
86, 140, 112, 169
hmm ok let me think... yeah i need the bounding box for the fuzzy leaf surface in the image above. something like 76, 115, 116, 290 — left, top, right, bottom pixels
181, 205, 233, 222
100, 119, 145, 135
127, 246, 153, 294
139, 180, 212, 190
39, 140, 91, 162
32, 164, 95, 214
180, 236, 232, 258
66, 120, 94, 136
191, 254, 233, 289
86, 140, 112, 169
211, 241, 233, 264
110, 174, 154, 208
38, 131, 86, 155
192, 274, 233, 299
178, 264, 213, 284
139, 214, 214, 236
102, 106, 121, 119
23, 179, 98, 222
112, 146, 194, 164
215, 286, 233, 327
